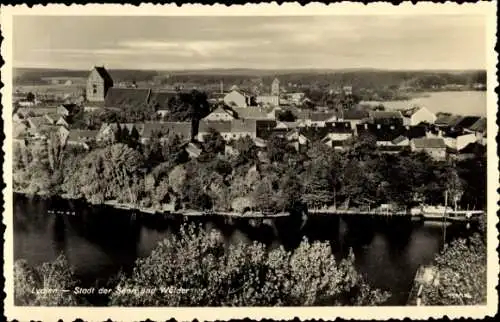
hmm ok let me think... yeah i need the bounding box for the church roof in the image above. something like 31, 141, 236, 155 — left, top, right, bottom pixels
105, 88, 151, 109
94, 66, 114, 86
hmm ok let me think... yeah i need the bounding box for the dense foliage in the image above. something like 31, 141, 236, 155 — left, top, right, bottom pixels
14, 255, 80, 306
109, 223, 390, 306
14, 125, 486, 213
421, 222, 487, 306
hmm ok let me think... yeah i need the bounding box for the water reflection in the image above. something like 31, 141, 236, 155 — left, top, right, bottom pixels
13, 194, 477, 305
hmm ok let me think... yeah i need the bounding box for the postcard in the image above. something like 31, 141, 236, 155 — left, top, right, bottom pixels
1, 2, 498, 321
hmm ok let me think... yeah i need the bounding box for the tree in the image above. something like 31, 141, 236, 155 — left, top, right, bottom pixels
202, 128, 226, 156
26, 92, 35, 102
109, 223, 390, 306
277, 110, 297, 122
421, 234, 486, 305
14, 255, 80, 306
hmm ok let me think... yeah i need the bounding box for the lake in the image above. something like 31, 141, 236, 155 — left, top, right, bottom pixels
13, 194, 478, 306
361, 91, 487, 116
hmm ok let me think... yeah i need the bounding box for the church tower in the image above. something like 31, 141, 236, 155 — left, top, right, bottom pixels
271, 78, 280, 96
86, 66, 114, 102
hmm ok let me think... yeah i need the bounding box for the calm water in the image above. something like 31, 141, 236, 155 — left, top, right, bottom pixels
13, 194, 477, 306
362, 91, 487, 116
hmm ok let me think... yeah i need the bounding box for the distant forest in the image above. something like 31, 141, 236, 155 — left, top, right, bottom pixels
14, 68, 486, 91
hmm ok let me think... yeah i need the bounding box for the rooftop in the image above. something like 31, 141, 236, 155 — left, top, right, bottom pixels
412, 137, 446, 149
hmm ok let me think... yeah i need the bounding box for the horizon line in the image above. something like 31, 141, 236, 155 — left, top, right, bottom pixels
13, 66, 487, 73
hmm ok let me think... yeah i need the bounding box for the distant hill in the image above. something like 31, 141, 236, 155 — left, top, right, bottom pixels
13, 67, 486, 91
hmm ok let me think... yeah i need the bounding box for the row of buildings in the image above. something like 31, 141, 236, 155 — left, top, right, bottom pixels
13, 66, 487, 161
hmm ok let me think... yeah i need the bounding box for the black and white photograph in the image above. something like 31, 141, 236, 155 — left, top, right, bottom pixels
2, 2, 498, 321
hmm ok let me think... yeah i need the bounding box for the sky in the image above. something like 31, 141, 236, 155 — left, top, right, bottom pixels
13, 15, 487, 71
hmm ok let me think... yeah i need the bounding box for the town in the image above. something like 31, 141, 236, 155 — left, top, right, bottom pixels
13, 66, 487, 217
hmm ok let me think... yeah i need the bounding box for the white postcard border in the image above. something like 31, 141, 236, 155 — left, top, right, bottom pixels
2, 2, 498, 321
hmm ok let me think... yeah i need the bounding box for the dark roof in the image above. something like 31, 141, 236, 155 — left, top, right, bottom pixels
149, 91, 178, 110
59, 103, 79, 114
412, 138, 446, 149
453, 116, 482, 129
343, 108, 370, 120
326, 121, 352, 133
435, 114, 462, 126
370, 111, 403, 120
460, 142, 486, 154
468, 117, 486, 132
401, 107, 421, 118
300, 127, 331, 142
310, 111, 337, 122
94, 66, 114, 86
105, 88, 151, 109
356, 123, 406, 142
142, 122, 192, 139
198, 121, 232, 133
405, 124, 428, 139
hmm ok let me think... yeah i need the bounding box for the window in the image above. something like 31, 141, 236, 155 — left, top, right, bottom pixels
92, 84, 97, 94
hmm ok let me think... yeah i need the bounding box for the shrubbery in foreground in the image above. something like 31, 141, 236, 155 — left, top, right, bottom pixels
14, 255, 79, 306
109, 224, 390, 306
420, 233, 486, 305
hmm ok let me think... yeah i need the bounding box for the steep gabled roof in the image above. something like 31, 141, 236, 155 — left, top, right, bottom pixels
412, 137, 446, 149
105, 88, 151, 109
453, 116, 482, 129
94, 66, 114, 86
467, 117, 487, 133
435, 114, 462, 126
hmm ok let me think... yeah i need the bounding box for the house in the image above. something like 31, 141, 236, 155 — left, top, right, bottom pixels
321, 122, 354, 148
57, 103, 79, 117
369, 110, 404, 126
86, 66, 114, 102
197, 121, 232, 142
104, 88, 151, 109
356, 123, 406, 143
16, 107, 58, 117
343, 86, 353, 96
410, 138, 447, 161
231, 119, 257, 140
256, 95, 279, 107
285, 92, 305, 105
141, 122, 192, 143
27, 116, 52, 137
286, 129, 309, 151
64, 130, 99, 149
231, 107, 272, 120
451, 142, 486, 160
465, 117, 487, 145
401, 106, 437, 126
44, 114, 68, 127
223, 86, 254, 108
442, 132, 477, 151
434, 113, 463, 128
341, 108, 370, 132
204, 106, 235, 121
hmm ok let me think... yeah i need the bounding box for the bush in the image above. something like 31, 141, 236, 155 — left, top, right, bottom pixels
14, 255, 80, 306
421, 233, 486, 305
109, 223, 390, 306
